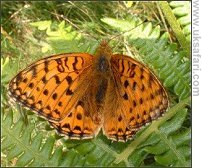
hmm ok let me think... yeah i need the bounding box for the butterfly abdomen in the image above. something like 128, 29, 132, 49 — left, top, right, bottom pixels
93, 50, 112, 107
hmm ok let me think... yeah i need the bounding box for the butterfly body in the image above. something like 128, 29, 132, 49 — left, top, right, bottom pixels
8, 40, 168, 142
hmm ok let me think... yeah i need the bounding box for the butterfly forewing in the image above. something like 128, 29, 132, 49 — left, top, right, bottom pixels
9, 53, 94, 121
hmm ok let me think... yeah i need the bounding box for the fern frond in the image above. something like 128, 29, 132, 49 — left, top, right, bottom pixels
1, 109, 63, 167
30, 20, 99, 54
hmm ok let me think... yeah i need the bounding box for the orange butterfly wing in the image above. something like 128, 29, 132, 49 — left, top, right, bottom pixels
9, 53, 94, 121
49, 100, 101, 139
9, 53, 103, 139
102, 54, 169, 142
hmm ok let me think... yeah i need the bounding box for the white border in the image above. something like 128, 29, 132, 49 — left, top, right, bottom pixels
192, 0, 202, 167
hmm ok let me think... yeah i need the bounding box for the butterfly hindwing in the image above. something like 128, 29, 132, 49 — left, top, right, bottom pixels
49, 99, 102, 139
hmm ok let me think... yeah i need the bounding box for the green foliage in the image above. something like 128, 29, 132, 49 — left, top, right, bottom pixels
30, 20, 99, 54
1, 1, 191, 167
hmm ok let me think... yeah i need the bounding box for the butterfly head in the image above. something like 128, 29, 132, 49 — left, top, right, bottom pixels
96, 40, 113, 57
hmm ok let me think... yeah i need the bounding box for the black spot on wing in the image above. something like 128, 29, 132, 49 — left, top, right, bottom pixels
66, 89, 73, 95
54, 75, 61, 84
124, 80, 129, 88
42, 76, 48, 84
43, 89, 49, 95
76, 113, 82, 120
52, 93, 58, 100
66, 76, 73, 85
28, 82, 34, 88
123, 93, 128, 100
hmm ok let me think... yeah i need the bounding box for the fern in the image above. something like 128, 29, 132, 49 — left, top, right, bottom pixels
2, 14, 191, 167
30, 20, 99, 54
1, 109, 62, 166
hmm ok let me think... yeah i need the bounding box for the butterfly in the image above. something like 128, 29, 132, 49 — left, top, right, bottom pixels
8, 40, 169, 142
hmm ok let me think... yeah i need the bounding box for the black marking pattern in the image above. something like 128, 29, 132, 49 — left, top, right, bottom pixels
43, 89, 49, 95
52, 93, 57, 100
123, 93, 128, 100
141, 85, 145, 92
72, 57, 78, 70
54, 75, 61, 84
117, 59, 139, 78
118, 115, 122, 122
8, 47, 168, 142
44, 60, 49, 73
28, 82, 34, 89
54, 109, 60, 115
139, 98, 143, 104
46, 105, 51, 110
133, 100, 137, 107
42, 76, 48, 84
68, 112, 72, 117
63, 123, 70, 129
64, 57, 69, 70
77, 100, 84, 107
133, 82, 136, 90
130, 64, 136, 78
76, 113, 82, 120
74, 126, 81, 131
23, 78, 28, 83
66, 76, 73, 85
124, 80, 129, 88
56, 58, 65, 72
58, 101, 62, 106
37, 100, 42, 105
66, 89, 73, 95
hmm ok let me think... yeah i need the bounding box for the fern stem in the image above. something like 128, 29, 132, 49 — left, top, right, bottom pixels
114, 96, 191, 164
158, 1, 190, 57
156, 130, 188, 166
